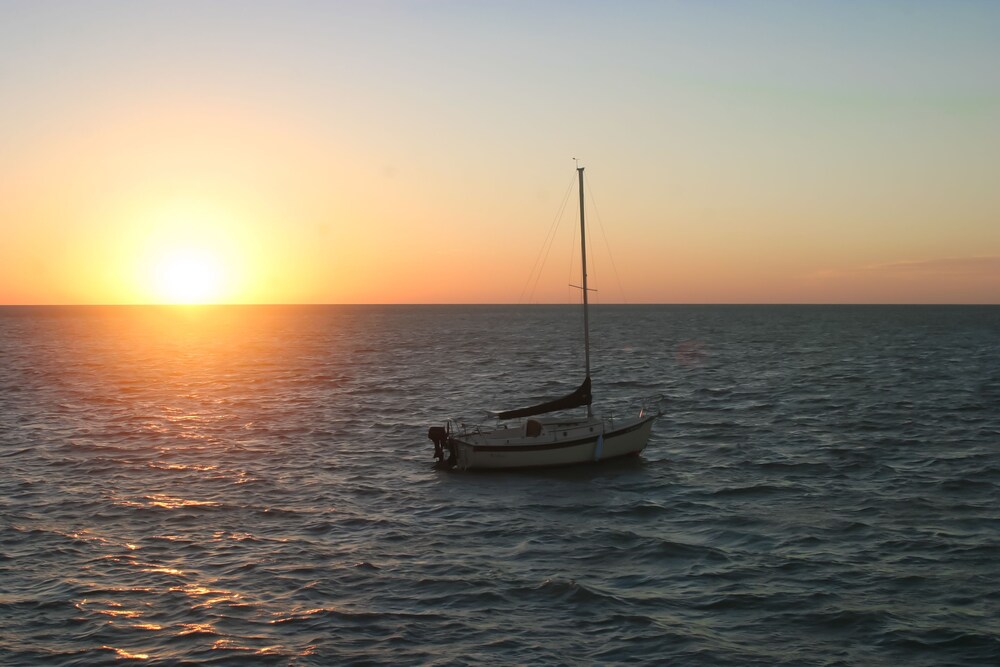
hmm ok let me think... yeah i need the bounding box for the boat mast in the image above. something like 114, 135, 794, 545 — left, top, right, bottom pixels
578, 166, 592, 418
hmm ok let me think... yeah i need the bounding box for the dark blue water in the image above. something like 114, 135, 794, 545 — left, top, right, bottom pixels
1, 305, 998, 665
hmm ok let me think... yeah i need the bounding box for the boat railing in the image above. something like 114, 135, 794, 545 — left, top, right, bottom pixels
623, 394, 666, 419
642, 393, 667, 417
605, 393, 665, 426
447, 417, 510, 438
449, 393, 663, 438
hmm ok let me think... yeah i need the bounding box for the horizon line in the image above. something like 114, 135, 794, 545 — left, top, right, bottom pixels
1, 302, 997, 308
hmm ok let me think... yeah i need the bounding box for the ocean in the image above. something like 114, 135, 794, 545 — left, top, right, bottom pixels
1, 304, 998, 666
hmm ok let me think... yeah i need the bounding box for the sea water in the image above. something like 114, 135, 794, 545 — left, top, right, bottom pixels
1, 305, 998, 665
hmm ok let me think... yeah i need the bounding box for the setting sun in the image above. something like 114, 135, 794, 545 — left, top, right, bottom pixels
126, 200, 254, 305
153, 249, 224, 304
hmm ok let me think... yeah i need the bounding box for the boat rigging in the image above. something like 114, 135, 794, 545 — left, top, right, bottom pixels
427, 165, 661, 470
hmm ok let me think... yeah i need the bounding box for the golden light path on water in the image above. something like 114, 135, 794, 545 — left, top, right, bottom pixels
66, 499, 316, 659
24, 307, 350, 661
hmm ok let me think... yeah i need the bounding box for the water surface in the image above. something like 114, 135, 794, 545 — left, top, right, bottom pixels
1, 305, 998, 665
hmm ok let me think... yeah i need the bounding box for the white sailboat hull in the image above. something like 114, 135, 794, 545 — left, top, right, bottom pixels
449, 414, 657, 470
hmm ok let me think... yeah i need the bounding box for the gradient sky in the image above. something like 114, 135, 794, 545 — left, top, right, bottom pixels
2, 1, 998, 304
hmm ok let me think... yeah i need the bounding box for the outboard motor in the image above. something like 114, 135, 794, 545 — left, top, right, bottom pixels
427, 426, 457, 469
427, 426, 448, 461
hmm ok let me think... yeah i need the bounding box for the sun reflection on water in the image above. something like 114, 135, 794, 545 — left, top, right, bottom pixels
98, 608, 144, 618
149, 462, 218, 472
111, 493, 221, 510
170, 582, 244, 610
141, 565, 185, 577
178, 622, 217, 636
76, 599, 150, 624
102, 646, 150, 660
133, 623, 163, 631
10, 307, 384, 664
144, 494, 221, 509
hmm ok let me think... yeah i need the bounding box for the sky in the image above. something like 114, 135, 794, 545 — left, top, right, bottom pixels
1, 0, 998, 304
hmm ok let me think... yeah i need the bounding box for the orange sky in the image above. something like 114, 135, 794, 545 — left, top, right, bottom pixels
1, 2, 998, 305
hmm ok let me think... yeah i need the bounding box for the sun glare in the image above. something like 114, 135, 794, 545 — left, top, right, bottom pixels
154, 249, 224, 304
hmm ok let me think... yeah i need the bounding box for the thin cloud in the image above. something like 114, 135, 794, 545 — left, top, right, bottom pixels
870, 256, 1000, 276
811, 256, 1000, 280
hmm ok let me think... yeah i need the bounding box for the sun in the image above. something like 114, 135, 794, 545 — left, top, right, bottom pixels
153, 249, 225, 304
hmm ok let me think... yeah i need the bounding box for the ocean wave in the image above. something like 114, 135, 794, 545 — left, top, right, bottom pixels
2, 304, 999, 665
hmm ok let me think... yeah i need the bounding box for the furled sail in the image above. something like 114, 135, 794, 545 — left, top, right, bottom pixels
496, 376, 592, 420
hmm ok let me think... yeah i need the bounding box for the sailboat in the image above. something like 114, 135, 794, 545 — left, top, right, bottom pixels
427, 166, 661, 470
